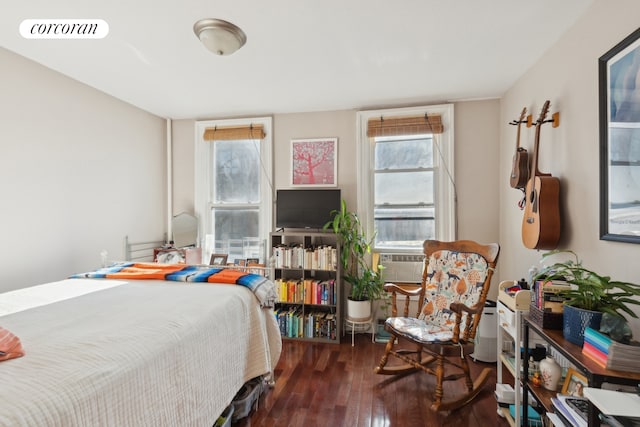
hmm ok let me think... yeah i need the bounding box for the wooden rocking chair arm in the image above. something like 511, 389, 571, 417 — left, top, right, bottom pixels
383, 283, 422, 297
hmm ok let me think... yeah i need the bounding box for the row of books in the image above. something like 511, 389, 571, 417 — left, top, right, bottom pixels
272, 244, 337, 271
275, 278, 337, 305
532, 279, 571, 313
582, 326, 640, 373
274, 307, 337, 340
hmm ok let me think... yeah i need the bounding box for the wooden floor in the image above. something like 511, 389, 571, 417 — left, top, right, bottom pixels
236, 334, 512, 427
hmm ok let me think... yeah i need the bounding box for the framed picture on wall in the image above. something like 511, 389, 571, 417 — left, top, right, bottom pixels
290, 137, 338, 187
599, 27, 640, 243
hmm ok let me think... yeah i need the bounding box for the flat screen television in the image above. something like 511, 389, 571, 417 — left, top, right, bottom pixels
276, 189, 341, 230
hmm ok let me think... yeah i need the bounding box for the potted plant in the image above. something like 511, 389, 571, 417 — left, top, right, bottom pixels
535, 250, 640, 345
324, 199, 385, 319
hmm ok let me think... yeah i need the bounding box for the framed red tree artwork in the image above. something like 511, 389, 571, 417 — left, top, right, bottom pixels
290, 137, 338, 187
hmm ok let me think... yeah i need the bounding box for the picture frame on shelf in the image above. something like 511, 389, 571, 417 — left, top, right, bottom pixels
599, 27, 640, 243
561, 367, 587, 397
209, 254, 228, 266
290, 137, 338, 187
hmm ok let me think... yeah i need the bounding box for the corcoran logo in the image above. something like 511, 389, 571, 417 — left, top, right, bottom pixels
20, 19, 109, 39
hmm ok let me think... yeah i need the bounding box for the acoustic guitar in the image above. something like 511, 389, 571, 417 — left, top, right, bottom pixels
509, 107, 529, 189
521, 100, 561, 250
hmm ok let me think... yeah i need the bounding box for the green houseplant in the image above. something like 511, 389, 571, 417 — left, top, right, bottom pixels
535, 250, 640, 345
324, 199, 385, 317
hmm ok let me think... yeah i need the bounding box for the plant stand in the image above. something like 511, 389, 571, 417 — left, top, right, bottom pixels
344, 315, 375, 346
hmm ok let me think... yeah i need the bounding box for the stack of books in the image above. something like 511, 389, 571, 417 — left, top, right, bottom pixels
582, 326, 640, 373
532, 280, 571, 313
551, 395, 588, 427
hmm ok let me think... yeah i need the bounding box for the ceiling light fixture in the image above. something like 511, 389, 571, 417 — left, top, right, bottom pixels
193, 18, 246, 56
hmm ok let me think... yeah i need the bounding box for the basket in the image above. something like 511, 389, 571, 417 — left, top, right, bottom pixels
232, 376, 264, 421
562, 304, 602, 346
529, 303, 563, 330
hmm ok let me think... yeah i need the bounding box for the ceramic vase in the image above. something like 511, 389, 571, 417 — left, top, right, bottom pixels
539, 355, 562, 391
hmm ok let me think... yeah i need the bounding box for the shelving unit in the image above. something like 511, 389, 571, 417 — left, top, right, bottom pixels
270, 230, 341, 344
522, 317, 640, 426
496, 280, 531, 427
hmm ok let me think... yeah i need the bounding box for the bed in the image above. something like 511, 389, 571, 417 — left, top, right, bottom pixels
0, 261, 282, 426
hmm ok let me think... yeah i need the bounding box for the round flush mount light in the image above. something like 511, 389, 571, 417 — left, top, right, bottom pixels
193, 18, 246, 56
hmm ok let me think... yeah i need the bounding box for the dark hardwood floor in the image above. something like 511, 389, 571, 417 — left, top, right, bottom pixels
236, 334, 512, 426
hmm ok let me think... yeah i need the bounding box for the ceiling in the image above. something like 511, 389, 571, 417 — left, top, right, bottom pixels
1, 0, 594, 120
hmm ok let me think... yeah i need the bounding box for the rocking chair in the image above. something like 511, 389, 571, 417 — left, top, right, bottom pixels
374, 239, 500, 411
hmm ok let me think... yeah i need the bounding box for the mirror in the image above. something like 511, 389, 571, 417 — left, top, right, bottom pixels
172, 212, 198, 248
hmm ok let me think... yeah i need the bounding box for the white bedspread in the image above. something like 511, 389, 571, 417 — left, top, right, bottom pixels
0, 279, 282, 427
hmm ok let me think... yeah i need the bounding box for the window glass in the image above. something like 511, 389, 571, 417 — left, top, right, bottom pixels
374, 137, 433, 170
213, 140, 260, 203
373, 135, 435, 250
374, 171, 433, 205
374, 207, 435, 250
212, 208, 260, 242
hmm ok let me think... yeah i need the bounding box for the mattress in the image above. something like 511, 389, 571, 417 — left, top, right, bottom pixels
0, 278, 282, 427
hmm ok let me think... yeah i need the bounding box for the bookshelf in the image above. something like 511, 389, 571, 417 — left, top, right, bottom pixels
270, 230, 341, 344
522, 317, 640, 426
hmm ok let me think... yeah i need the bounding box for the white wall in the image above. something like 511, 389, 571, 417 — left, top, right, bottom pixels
499, 0, 640, 334
0, 47, 166, 292
171, 101, 502, 297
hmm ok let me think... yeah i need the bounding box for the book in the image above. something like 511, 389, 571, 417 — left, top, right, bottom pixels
546, 412, 568, 427
584, 327, 612, 354
582, 341, 608, 368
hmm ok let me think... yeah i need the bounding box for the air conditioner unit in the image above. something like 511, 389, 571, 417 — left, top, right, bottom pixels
378, 253, 424, 284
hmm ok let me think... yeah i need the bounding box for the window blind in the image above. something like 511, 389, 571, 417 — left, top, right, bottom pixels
203, 124, 266, 141
367, 114, 443, 137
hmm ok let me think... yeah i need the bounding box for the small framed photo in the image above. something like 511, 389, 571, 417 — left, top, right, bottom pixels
291, 137, 337, 187
209, 254, 228, 266
561, 367, 588, 397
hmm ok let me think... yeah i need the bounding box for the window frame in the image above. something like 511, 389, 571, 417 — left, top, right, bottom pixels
194, 117, 273, 262
357, 104, 455, 254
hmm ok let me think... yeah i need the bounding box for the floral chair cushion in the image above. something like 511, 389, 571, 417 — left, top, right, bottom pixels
386, 250, 489, 344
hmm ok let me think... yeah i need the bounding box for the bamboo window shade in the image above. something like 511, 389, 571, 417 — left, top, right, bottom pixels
366, 114, 443, 137
203, 124, 266, 141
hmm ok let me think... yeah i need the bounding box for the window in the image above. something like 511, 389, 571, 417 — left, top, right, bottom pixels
357, 105, 455, 252
195, 117, 273, 264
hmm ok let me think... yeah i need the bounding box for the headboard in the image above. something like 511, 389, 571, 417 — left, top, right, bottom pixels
123, 236, 165, 262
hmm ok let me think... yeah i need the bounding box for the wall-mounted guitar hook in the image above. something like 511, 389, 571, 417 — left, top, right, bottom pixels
526, 111, 560, 128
